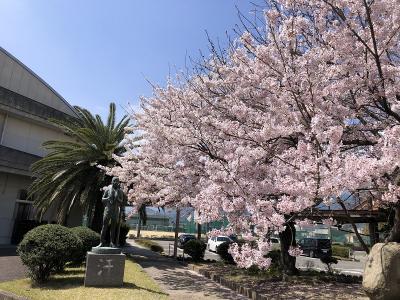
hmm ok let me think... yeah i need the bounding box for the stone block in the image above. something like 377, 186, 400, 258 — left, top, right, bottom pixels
363, 242, 400, 300
84, 252, 125, 287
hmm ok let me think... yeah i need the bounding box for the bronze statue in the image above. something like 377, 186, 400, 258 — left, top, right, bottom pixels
97, 177, 124, 248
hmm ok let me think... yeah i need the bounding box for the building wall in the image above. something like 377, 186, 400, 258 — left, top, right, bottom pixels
0, 49, 75, 116
0, 112, 5, 136
0, 171, 83, 244
0, 172, 32, 244
0, 48, 81, 244
1, 114, 66, 156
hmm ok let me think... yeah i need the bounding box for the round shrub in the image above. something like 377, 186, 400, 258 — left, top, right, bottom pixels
149, 244, 164, 253
17, 224, 82, 283
70, 226, 100, 264
135, 239, 164, 253
320, 255, 338, 274
216, 241, 234, 263
183, 239, 206, 261
266, 250, 282, 270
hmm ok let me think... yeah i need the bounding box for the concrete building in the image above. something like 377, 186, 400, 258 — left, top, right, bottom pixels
0, 47, 77, 244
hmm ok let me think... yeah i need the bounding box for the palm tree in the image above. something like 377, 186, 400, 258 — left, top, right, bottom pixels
29, 103, 129, 229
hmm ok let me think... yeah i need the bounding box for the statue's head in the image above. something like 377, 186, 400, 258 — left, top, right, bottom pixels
111, 177, 120, 188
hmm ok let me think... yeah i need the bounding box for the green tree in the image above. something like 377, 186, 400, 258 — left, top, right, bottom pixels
29, 103, 129, 229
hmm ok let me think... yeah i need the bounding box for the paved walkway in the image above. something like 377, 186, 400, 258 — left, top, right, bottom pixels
123, 239, 247, 300
0, 246, 27, 282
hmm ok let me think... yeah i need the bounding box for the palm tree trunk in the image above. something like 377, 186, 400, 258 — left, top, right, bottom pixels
91, 197, 104, 233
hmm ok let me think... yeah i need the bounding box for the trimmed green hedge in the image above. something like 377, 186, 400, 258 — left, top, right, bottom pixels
216, 241, 234, 263
135, 239, 164, 253
183, 239, 206, 261
17, 224, 82, 283
332, 245, 350, 258
70, 226, 100, 264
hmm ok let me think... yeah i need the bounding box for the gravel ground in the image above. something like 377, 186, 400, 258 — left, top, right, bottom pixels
201, 263, 368, 300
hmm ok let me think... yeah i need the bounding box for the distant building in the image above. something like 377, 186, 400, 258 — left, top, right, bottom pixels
0, 47, 78, 244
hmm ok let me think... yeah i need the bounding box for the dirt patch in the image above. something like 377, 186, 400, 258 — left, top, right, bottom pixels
194, 263, 367, 300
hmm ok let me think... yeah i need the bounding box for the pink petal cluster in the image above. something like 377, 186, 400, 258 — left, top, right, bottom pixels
229, 243, 272, 269
288, 246, 303, 257
322, 218, 336, 226
107, 0, 400, 268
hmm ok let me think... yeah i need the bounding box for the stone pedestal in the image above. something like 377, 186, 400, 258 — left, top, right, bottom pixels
84, 247, 125, 287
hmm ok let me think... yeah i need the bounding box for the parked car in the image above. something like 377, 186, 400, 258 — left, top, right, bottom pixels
298, 238, 332, 258
177, 234, 196, 248
228, 234, 238, 242
207, 236, 233, 252
270, 237, 281, 251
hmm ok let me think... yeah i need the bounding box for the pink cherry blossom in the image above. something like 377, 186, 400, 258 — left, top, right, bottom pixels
108, 0, 400, 268
288, 246, 303, 257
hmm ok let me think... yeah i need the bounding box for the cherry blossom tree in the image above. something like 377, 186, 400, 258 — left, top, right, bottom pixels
110, 0, 400, 273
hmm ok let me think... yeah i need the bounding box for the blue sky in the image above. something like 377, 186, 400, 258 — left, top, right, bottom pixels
0, 0, 260, 119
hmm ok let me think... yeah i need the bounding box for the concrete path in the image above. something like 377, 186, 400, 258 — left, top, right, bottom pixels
296, 255, 366, 276
0, 246, 27, 282
123, 239, 247, 300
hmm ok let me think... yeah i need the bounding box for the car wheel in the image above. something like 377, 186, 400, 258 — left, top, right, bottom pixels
310, 250, 314, 258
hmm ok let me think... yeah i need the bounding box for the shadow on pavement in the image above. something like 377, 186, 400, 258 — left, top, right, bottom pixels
124, 241, 245, 300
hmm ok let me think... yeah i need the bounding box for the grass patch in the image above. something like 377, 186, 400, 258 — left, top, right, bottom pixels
135, 239, 164, 253
0, 257, 168, 300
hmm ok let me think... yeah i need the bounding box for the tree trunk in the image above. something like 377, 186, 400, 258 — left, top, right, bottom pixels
173, 208, 180, 258
197, 223, 202, 240
279, 221, 298, 275
387, 205, 400, 242
338, 200, 370, 253
90, 197, 104, 233
136, 216, 142, 238
369, 221, 379, 246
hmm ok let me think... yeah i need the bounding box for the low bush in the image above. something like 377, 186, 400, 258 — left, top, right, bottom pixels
320, 256, 338, 274
216, 242, 234, 263
183, 239, 206, 261
70, 226, 100, 264
135, 239, 164, 253
266, 250, 282, 270
17, 224, 82, 283
332, 245, 350, 258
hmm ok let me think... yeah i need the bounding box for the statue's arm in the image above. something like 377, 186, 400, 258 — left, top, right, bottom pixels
102, 188, 109, 204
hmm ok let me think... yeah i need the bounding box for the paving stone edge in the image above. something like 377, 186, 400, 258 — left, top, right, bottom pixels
0, 290, 28, 300
188, 264, 268, 300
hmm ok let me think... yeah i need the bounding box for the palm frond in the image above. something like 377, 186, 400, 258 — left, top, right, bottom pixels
29, 102, 134, 227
